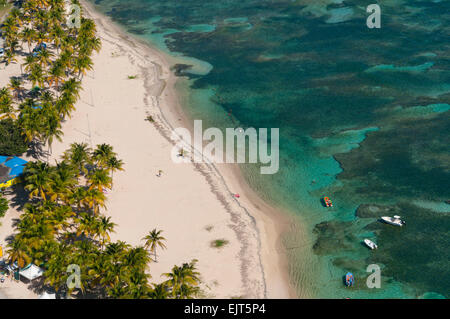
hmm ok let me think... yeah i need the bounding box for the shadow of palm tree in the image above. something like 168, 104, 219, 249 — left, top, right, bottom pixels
26, 140, 46, 161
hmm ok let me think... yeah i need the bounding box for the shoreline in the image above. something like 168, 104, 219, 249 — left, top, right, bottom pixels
80, 1, 298, 298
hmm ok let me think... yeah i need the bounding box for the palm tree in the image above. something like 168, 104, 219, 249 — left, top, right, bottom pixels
76, 213, 98, 239
47, 60, 65, 88
23, 55, 38, 74
60, 78, 82, 99
0, 87, 16, 120
37, 48, 54, 69
3, 49, 18, 66
41, 106, 63, 159
163, 259, 200, 298
17, 101, 42, 142
44, 243, 71, 292
123, 246, 151, 272
93, 143, 115, 168
149, 283, 169, 299
87, 168, 112, 192
84, 188, 106, 215
55, 93, 76, 119
9, 77, 25, 101
63, 142, 92, 175
142, 229, 167, 262
50, 25, 65, 54
29, 63, 45, 87
49, 161, 78, 203
73, 54, 93, 79
23, 161, 54, 200
7, 239, 32, 269
96, 216, 116, 248
68, 186, 88, 211
106, 156, 124, 189
21, 27, 37, 53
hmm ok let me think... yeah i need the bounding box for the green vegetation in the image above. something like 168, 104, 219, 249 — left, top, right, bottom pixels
0, 194, 8, 218
127, 75, 138, 79
1, 0, 202, 299
211, 239, 229, 248
0, 0, 100, 152
142, 228, 167, 262
0, 119, 28, 156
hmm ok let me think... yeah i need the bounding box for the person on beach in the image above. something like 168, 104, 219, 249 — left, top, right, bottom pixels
156, 170, 163, 177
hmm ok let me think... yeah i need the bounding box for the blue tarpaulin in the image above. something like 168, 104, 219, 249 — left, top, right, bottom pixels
9, 166, 25, 178
4, 157, 27, 168
0, 157, 28, 184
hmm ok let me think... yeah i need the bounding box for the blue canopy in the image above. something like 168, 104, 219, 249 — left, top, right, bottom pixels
9, 166, 25, 178
4, 157, 27, 168
0, 156, 8, 164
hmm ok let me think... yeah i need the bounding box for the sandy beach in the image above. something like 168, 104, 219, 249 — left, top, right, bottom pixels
0, 1, 296, 298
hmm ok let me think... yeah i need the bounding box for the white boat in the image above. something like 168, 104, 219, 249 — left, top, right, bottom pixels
381, 215, 405, 227
364, 239, 378, 250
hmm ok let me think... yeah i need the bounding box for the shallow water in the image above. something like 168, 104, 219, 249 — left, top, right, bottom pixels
89, 0, 450, 298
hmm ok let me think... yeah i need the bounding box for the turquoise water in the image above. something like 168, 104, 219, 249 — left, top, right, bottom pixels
89, 0, 450, 298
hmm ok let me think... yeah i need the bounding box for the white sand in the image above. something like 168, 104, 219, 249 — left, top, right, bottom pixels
0, 1, 296, 298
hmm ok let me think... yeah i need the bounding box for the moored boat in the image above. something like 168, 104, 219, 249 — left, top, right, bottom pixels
345, 272, 354, 287
323, 196, 333, 207
364, 239, 378, 250
381, 215, 405, 227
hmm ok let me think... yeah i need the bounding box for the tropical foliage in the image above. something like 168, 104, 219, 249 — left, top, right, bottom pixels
0, 194, 8, 218
1, 0, 99, 157
0, 119, 28, 156
3, 1, 202, 299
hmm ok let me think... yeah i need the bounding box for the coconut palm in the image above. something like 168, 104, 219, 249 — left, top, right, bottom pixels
149, 283, 169, 299
67, 186, 88, 211
22, 55, 38, 74
60, 78, 82, 99
49, 161, 78, 203
8, 77, 25, 101
142, 229, 167, 262
62, 142, 92, 175
106, 156, 124, 189
29, 63, 45, 87
123, 246, 151, 272
0, 87, 16, 120
3, 49, 18, 66
73, 54, 93, 79
55, 93, 76, 119
41, 106, 64, 158
23, 161, 54, 200
76, 213, 98, 239
87, 168, 112, 192
7, 239, 32, 269
96, 216, 116, 248
83, 188, 106, 215
93, 143, 115, 168
163, 259, 200, 298
47, 60, 65, 88
36, 48, 54, 69
21, 27, 37, 53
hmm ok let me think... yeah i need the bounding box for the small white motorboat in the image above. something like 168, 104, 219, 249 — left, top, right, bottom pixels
364, 239, 378, 250
381, 215, 405, 227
